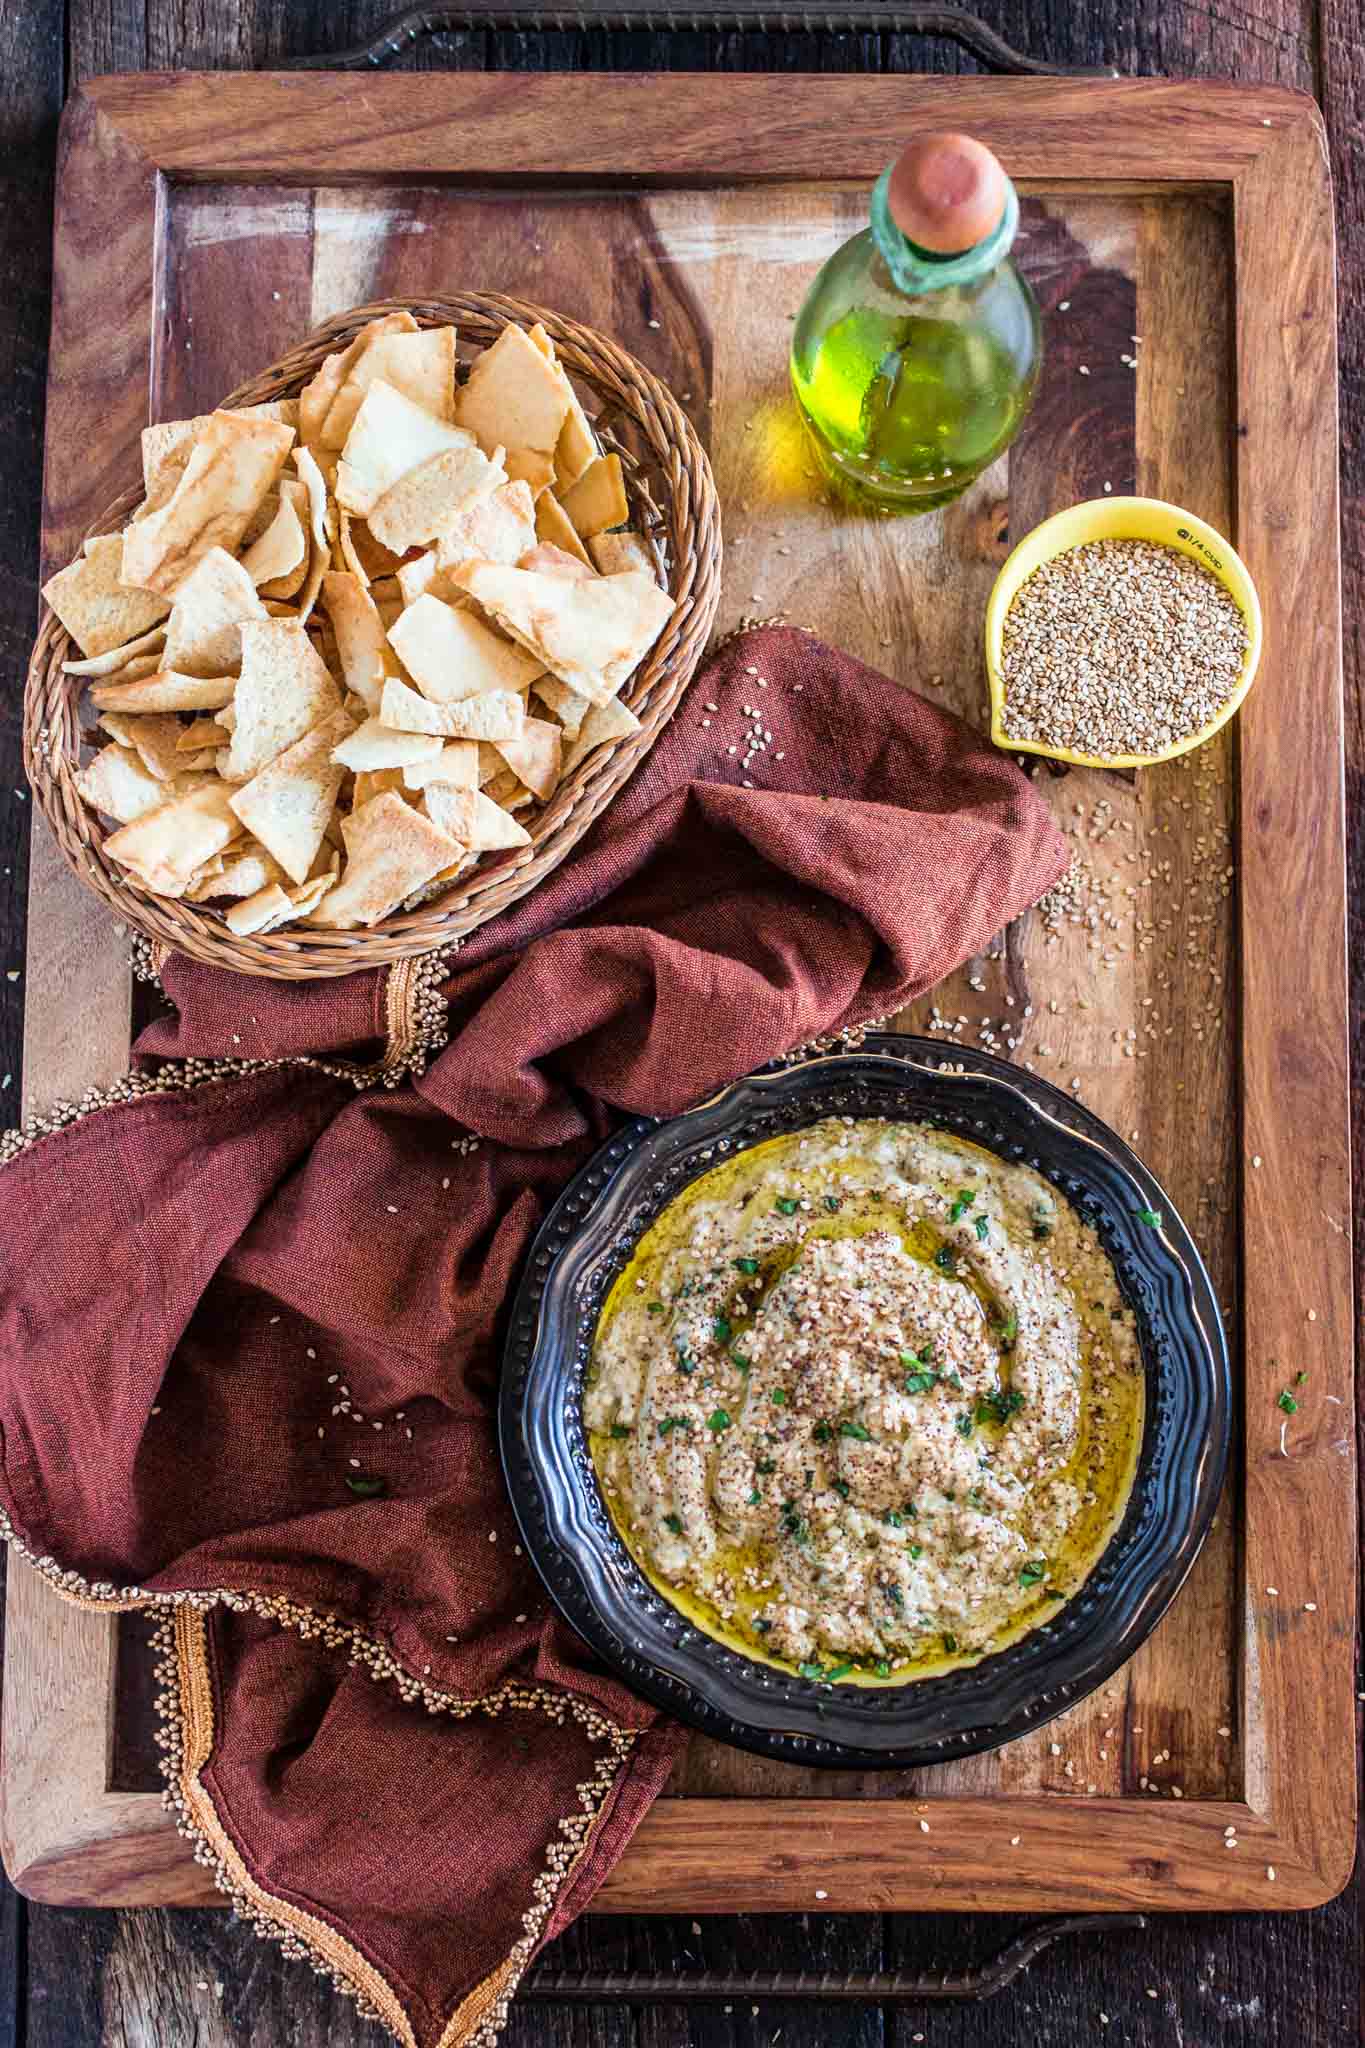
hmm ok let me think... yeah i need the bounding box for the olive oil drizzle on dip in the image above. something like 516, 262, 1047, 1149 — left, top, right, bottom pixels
585, 1118, 1144, 1684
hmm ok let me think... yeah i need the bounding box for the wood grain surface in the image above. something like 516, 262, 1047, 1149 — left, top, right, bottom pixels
0, 2, 1361, 2045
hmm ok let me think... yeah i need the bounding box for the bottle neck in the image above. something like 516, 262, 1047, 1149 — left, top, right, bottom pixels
869, 164, 1020, 295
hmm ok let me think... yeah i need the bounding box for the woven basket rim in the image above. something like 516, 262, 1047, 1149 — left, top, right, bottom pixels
26, 293, 723, 980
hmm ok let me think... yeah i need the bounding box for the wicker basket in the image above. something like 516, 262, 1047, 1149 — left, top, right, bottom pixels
24, 295, 723, 979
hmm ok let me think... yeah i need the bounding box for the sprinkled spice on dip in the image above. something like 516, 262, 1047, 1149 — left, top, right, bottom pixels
585, 1117, 1144, 1683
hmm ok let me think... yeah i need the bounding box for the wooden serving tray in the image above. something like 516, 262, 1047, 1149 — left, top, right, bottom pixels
3, 70, 1353, 1917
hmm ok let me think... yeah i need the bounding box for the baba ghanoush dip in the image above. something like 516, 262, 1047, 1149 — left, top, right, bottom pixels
584, 1117, 1144, 1683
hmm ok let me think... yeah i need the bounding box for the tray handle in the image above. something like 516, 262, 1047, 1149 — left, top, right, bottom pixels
523, 1914, 1148, 2004
281, 3, 1118, 76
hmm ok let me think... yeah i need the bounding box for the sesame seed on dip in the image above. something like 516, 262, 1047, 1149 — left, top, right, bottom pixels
585, 1118, 1144, 1683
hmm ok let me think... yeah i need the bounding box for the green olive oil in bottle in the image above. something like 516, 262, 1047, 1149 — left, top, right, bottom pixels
791, 132, 1041, 513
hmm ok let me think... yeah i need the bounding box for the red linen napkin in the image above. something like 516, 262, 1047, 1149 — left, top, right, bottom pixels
0, 627, 1066, 2046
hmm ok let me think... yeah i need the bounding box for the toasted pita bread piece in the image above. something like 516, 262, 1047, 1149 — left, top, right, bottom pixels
90, 668, 236, 714
455, 323, 570, 498
162, 549, 267, 676
380, 678, 524, 743
62, 626, 167, 679
319, 324, 458, 450
228, 705, 354, 884
104, 782, 245, 898
366, 438, 506, 555
244, 477, 310, 593
332, 719, 444, 772
110, 713, 185, 783
352, 766, 411, 808
138, 401, 299, 517
432, 479, 539, 584
422, 783, 532, 851
322, 572, 404, 715
494, 715, 561, 800
387, 593, 542, 706
74, 745, 169, 825
43, 535, 171, 659
518, 541, 593, 581
309, 791, 462, 929
401, 743, 479, 791
186, 844, 286, 901
530, 674, 592, 738
121, 411, 294, 596
225, 882, 295, 936
588, 528, 660, 581
298, 311, 419, 449
533, 492, 594, 570
562, 690, 643, 775
220, 619, 341, 784
526, 323, 599, 490
176, 717, 231, 753
290, 445, 333, 626
558, 453, 629, 539
335, 380, 477, 519
453, 563, 672, 705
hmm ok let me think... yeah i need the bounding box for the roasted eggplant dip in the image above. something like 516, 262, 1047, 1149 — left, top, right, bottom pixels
584, 1118, 1144, 1683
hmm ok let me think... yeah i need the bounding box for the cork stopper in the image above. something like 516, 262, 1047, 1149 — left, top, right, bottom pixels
885, 133, 1008, 255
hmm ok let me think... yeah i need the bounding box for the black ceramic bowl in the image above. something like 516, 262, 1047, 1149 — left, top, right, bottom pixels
499, 1036, 1230, 1768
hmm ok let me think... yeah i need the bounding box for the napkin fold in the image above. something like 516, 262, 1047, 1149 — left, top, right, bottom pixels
0, 627, 1066, 2046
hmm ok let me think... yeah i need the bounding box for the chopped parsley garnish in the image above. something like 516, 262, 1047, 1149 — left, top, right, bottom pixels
944, 1370, 964, 1391
675, 1350, 696, 1376
874, 1660, 892, 1679
1295, 1370, 1309, 1385
839, 1419, 872, 1441
753, 1617, 771, 1632
663, 1513, 684, 1535
734, 1257, 760, 1275
900, 1349, 927, 1370
954, 1412, 974, 1439
812, 1420, 833, 1443
909, 1543, 922, 1560
1020, 1560, 1047, 1586
1137, 1207, 1163, 1228
942, 1633, 958, 1654
885, 1510, 904, 1528
974, 1214, 990, 1241
976, 1387, 1025, 1427
775, 1196, 800, 1216
780, 1502, 809, 1543
1032, 1218, 1053, 1241
884, 1584, 904, 1610
824, 1195, 842, 1213
934, 1245, 957, 1273
826, 1663, 853, 1681
707, 1408, 732, 1432
771, 1388, 788, 1406
712, 1317, 731, 1343
755, 1456, 776, 1475
905, 1369, 939, 1395
345, 1474, 386, 1497
998, 1311, 1018, 1350
609, 1422, 631, 1439
658, 1415, 691, 1436
732, 1351, 751, 1374
949, 1188, 976, 1222
747, 1488, 761, 1506
1277, 1389, 1298, 1414
646, 1301, 665, 1314
798, 1660, 826, 1680
832, 1478, 850, 1500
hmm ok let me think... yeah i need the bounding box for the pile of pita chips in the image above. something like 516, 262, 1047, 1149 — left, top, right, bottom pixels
45, 310, 673, 937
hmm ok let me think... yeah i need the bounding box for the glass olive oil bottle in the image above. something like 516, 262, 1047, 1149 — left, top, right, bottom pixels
791, 132, 1041, 513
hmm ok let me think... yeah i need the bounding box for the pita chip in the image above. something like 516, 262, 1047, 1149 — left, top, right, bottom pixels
74, 745, 169, 825
533, 492, 594, 569
588, 527, 659, 581
322, 572, 403, 714
332, 718, 444, 772
118, 714, 185, 783
526, 323, 599, 490
335, 381, 477, 518
401, 742, 478, 791
43, 535, 171, 659
62, 626, 167, 678
422, 783, 532, 851
176, 717, 231, 752
530, 674, 592, 738
493, 715, 561, 800
380, 677, 524, 743
518, 540, 593, 581
228, 705, 353, 884
558, 452, 629, 539
454, 323, 569, 497
482, 767, 534, 812
121, 410, 295, 595
162, 549, 267, 676
319, 323, 458, 449
298, 310, 418, 449
90, 668, 236, 714
452, 562, 672, 704
433, 478, 538, 578
387, 593, 542, 706
291, 445, 333, 625
220, 618, 341, 784
186, 843, 286, 900
563, 690, 643, 775
366, 438, 505, 556
139, 401, 300, 517
104, 782, 245, 897
245, 477, 310, 592
352, 766, 411, 808
225, 882, 295, 936
310, 791, 461, 929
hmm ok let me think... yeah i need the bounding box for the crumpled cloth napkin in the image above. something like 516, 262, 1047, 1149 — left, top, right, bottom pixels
0, 627, 1066, 2046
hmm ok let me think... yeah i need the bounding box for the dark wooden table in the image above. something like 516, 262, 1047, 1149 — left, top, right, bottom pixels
0, 3, 1359, 2044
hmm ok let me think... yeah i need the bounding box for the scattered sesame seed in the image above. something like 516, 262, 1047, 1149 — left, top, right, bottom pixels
1252, 1154, 1262, 1167
815, 1889, 828, 1899
1266, 1864, 1276, 1880
919, 1819, 930, 1832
